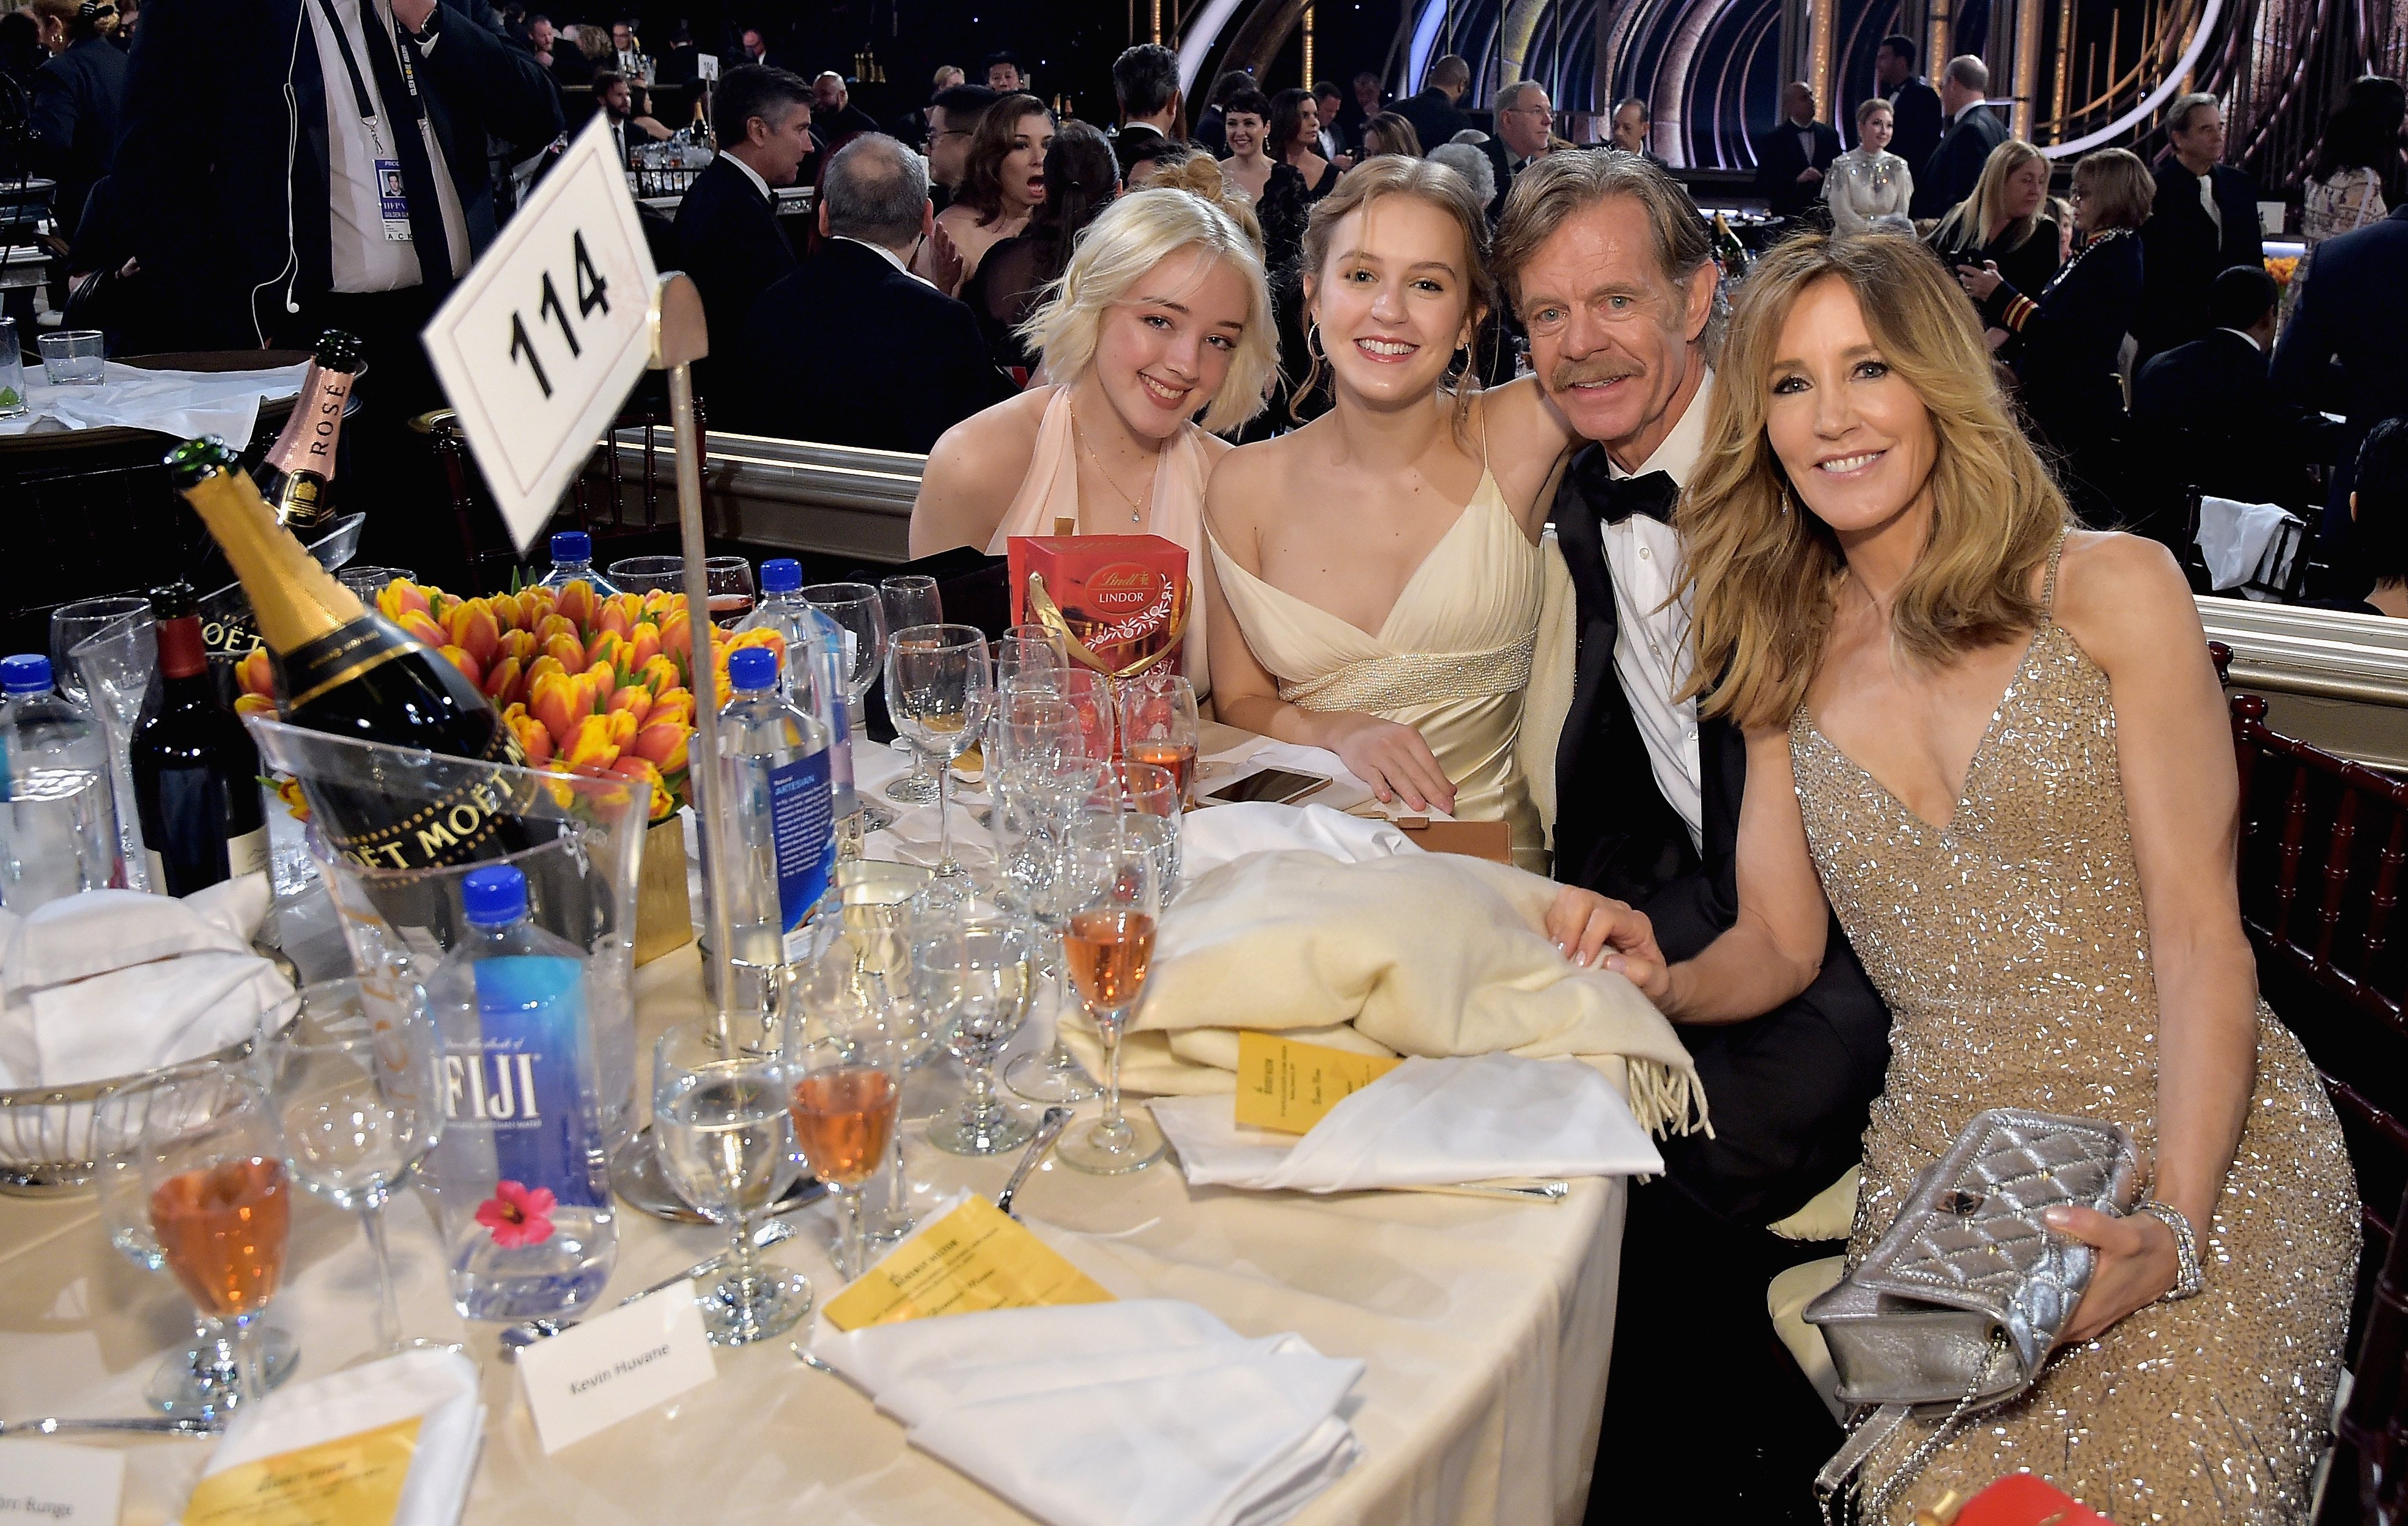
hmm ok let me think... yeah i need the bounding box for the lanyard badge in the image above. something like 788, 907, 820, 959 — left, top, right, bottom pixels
376, 156, 412, 241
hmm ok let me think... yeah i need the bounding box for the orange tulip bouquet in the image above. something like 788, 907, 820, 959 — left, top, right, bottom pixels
235, 576, 789, 825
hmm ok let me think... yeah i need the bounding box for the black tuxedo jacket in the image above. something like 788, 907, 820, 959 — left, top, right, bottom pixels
1911, 104, 2006, 218
1883, 77, 1943, 183
26, 35, 124, 241
2136, 158, 2265, 359
2133, 328, 2311, 512
671, 153, 800, 382
1753, 119, 1841, 218
112, 0, 561, 350
1551, 448, 1892, 1227
727, 239, 1016, 454
2272, 204, 2408, 531
1394, 87, 1469, 155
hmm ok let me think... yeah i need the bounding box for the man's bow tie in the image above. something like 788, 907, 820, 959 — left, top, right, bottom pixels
1597, 469, 1679, 526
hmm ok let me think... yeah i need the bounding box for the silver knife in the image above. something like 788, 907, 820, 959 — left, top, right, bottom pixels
995, 1107, 1073, 1218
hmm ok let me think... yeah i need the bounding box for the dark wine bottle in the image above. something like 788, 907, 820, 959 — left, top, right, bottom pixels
166, 437, 533, 877
131, 584, 269, 895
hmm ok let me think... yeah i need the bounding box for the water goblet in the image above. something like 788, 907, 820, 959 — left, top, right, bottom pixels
885, 624, 993, 884
997, 623, 1068, 695
1001, 755, 1110, 1106
786, 974, 906, 1281
49, 594, 150, 708
876, 578, 944, 804
912, 917, 1038, 1155
1120, 673, 1202, 809
652, 1021, 813, 1344
802, 582, 892, 827
1053, 816, 1166, 1174
68, 608, 157, 890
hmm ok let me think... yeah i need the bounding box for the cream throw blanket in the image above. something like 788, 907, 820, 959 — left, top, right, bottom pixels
1057, 849, 1707, 1140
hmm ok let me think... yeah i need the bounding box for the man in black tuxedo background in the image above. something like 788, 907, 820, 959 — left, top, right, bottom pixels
672, 64, 811, 393
2133, 265, 2313, 513
2135, 92, 2265, 363
2273, 203, 2408, 539
1394, 52, 1473, 160
1495, 150, 1891, 1516
1873, 34, 1941, 178
1910, 54, 2006, 218
1753, 81, 1841, 219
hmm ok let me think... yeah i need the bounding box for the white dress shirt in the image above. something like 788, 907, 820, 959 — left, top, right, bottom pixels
1601, 370, 1712, 849
725, 149, 772, 202
305, 0, 470, 293
2195, 170, 2223, 235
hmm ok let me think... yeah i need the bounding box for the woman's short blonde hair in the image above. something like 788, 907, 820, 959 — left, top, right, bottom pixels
1019, 186, 1279, 435
1941, 138, 2047, 252
1680, 232, 2069, 731
2070, 147, 2154, 233
1853, 97, 1893, 131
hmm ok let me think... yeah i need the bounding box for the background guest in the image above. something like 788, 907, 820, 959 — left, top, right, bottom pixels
605, 18, 641, 79
1271, 87, 1340, 199
651, 24, 698, 87
2316, 418, 2408, 616
594, 69, 668, 166
1874, 32, 1942, 175
1311, 80, 1348, 161
2290, 78, 2402, 324
1358, 111, 1424, 161
1821, 97, 1912, 235
984, 51, 1024, 94
1395, 53, 1474, 158
2133, 265, 2311, 512
1109, 43, 1184, 181
932, 92, 1054, 293
961, 120, 1120, 376
1427, 139, 1496, 213
1609, 97, 1665, 167
732, 135, 1013, 454
1754, 81, 1841, 219
923, 81, 999, 210
2273, 196, 2408, 537
1926, 138, 2060, 340
522, 13, 589, 86
890, 64, 963, 149
2135, 92, 2264, 362
1910, 54, 2006, 218
23, 0, 125, 246
809, 71, 881, 150
0, 10, 42, 89
1495, 80, 1561, 175
671, 65, 811, 383
1191, 67, 1252, 157
1340, 70, 1384, 152
1217, 85, 1282, 203
106, 0, 133, 48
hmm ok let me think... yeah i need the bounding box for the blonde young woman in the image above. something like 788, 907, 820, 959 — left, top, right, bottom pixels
909, 165, 1279, 692
1203, 156, 1577, 869
1584, 234, 2354, 1521
1924, 138, 2060, 331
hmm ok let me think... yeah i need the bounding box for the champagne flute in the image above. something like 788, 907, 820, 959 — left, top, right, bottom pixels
1055, 668, 1118, 762
1094, 759, 1183, 904
1119, 673, 1201, 810
652, 1021, 813, 1344
787, 972, 905, 1281
254, 979, 441, 1355
1054, 816, 1166, 1174
879, 577, 944, 804
913, 916, 1037, 1155
138, 1069, 292, 1414
48, 594, 150, 708
885, 624, 992, 884
68, 608, 157, 891
1002, 753, 1109, 1105
803, 583, 892, 828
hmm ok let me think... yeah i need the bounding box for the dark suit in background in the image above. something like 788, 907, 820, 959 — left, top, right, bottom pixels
2130, 328, 2311, 538
1912, 103, 2007, 219
1392, 85, 1470, 157
2135, 157, 2264, 361
26, 35, 125, 243
2272, 204, 2408, 537
1753, 117, 1842, 218
729, 240, 1014, 453
671, 153, 800, 394
1982, 229, 2145, 525
1883, 75, 1943, 180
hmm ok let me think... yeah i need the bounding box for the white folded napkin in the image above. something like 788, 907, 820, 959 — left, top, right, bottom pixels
0, 876, 294, 1089
1151, 1052, 1665, 1193
2195, 496, 2299, 592
172, 1347, 484, 1526
0, 361, 309, 443
813, 1300, 1363, 1526
1178, 802, 1415, 880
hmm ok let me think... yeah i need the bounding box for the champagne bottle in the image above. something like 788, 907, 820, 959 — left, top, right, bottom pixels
166, 436, 530, 875
259, 330, 364, 531
131, 584, 269, 895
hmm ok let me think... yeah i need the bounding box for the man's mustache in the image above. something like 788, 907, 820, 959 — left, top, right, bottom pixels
1549, 358, 1643, 391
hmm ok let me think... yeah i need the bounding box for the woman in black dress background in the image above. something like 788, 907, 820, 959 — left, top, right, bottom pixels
961, 121, 1120, 380
1270, 87, 1342, 200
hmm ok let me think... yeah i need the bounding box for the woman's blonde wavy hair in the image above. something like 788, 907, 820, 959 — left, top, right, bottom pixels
1018, 183, 1278, 435
1936, 138, 2048, 253
1679, 233, 2069, 732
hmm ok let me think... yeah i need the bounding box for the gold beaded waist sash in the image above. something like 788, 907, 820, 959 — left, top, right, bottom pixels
1277, 633, 1536, 713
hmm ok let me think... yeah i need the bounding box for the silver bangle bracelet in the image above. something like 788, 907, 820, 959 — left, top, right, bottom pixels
2135, 1199, 2204, 1301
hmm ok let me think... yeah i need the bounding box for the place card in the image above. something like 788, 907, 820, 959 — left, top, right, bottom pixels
180, 1418, 418, 1526
821, 1197, 1114, 1332
0, 1439, 124, 1526
515, 1283, 717, 1454
1233, 1031, 1402, 1134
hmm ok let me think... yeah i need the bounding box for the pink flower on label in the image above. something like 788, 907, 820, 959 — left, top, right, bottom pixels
474, 1180, 557, 1247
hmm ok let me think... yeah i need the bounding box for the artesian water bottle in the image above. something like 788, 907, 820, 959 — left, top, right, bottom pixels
0, 654, 124, 910
738, 558, 857, 820
719, 645, 835, 967
423, 863, 617, 1320
534, 531, 622, 595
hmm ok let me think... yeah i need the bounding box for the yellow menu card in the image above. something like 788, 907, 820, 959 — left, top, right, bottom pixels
821, 1196, 1114, 1331
1233, 1031, 1403, 1134
182, 1417, 420, 1526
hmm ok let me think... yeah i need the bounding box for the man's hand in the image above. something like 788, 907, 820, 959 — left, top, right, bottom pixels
391, 0, 437, 36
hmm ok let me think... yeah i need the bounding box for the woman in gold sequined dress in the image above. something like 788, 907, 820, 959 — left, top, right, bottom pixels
1586, 233, 2357, 1521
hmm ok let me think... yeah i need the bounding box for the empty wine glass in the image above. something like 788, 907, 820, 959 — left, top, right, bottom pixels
49, 594, 150, 708
878, 577, 944, 805
652, 1020, 812, 1344
1054, 815, 1166, 1174
802, 583, 891, 828
1002, 753, 1109, 1107
92, 1066, 301, 1415
336, 566, 416, 602
254, 979, 441, 1355
996, 623, 1068, 695
68, 608, 157, 890
786, 960, 905, 1281
885, 624, 992, 884
912, 917, 1037, 1155
1120, 674, 1201, 810
606, 555, 682, 594
1055, 668, 1118, 761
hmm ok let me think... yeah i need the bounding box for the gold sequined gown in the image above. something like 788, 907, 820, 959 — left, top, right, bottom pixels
1789, 573, 2358, 1523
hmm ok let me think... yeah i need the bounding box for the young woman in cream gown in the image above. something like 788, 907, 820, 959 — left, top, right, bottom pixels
1204, 155, 1577, 869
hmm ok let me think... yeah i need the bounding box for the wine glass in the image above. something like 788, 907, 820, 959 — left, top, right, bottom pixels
1094, 759, 1183, 904
877, 577, 944, 805
786, 967, 905, 1281
92, 1066, 301, 1415
136, 1069, 294, 1414
607, 555, 682, 594
704, 556, 758, 625
49, 594, 150, 708
997, 623, 1068, 695
913, 916, 1037, 1156
336, 565, 417, 602
1055, 668, 1118, 761
1054, 815, 1165, 1173
68, 608, 157, 891
885, 624, 992, 885
1120, 674, 1201, 811
1001, 752, 1109, 1107
801, 583, 892, 828
652, 1020, 813, 1344
254, 979, 440, 1356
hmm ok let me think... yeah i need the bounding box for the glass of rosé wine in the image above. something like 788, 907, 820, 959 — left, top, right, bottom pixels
786, 956, 906, 1280
1117, 673, 1200, 811
1052, 813, 1166, 1175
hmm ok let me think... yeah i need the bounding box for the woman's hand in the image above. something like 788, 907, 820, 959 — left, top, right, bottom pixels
2042, 1204, 2182, 1346
1318, 713, 1455, 813
1542, 890, 1672, 999
1956, 260, 2003, 301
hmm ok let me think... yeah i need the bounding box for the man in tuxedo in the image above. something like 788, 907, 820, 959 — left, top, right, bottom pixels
731, 135, 1014, 452
2133, 266, 2311, 513
924, 81, 998, 208
1494, 79, 1557, 174
1394, 53, 1472, 161
810, 71, 881, 150
1910, 54, 2006, 218
1608, 97, 1668, 169
672, 65, 811, 384
523, 15, 588, 86
983, 51, 1023, 94
1495, 149, 1889, 1513
1754, 81, 1841, 219
1312, 80, 1346, 161
1874, 33, 1941, 179
1108, 43, 1181, 182
1342, 70, 1384, 153
2135, 93, 2265, 363
2273, 204, 2408, 537
605, 18, 641, 78
594, 70, 668, 166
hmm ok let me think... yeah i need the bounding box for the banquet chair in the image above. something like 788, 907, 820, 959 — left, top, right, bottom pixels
2333, 1174, 2408, 1524
414, 404, 694, 592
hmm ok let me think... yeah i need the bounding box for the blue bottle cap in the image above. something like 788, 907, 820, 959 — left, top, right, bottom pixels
728, 645, 778, 691
0, 654, 53, 696
759, 558, 803, 594
549, 529, 592, 563
461, 864, 528, 927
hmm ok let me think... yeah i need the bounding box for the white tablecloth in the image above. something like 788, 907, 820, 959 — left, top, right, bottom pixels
0, 725, 1626, 1526
0, 361, 309, 441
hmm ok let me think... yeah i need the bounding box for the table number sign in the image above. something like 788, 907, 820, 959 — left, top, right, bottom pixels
822, 1197, 1114, 1331
0, 1439, 124, 1525
422, 111, 660, 555
179, 1418, 418, 1526
1233, 1031, 1402, 1135
514, 1283, 717, 1455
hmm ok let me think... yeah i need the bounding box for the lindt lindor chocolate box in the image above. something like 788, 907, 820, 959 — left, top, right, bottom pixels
1007, 533, 1189, 680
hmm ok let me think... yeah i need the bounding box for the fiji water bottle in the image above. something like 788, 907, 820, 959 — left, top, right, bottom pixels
424, 863, 617, 1320
719, 645, 835, 967
533, 530, 621, 595
0, 654, 124, 910
739, 559, 857, 821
